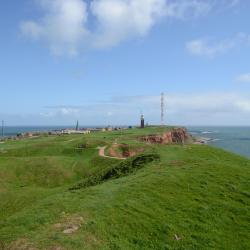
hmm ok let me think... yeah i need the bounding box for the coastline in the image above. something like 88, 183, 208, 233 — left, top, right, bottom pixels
188, 126, 250, 158
193, 136, 219, 144
1, 126, 249, 158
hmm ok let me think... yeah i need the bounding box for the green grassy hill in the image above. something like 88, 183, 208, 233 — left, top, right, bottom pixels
0, 127, 249, 250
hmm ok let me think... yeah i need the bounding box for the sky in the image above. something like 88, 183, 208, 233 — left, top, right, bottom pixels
0, 0, 250, 126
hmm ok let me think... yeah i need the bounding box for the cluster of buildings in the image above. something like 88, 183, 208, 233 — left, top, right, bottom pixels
1, 93, 164, 141
0, 125, 133, 142
0, 115, 149, 142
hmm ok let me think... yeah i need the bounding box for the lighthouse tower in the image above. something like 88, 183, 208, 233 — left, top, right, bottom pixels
140, 115, 145, 128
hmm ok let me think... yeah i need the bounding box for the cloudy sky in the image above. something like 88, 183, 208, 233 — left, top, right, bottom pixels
0, 0, 250, 126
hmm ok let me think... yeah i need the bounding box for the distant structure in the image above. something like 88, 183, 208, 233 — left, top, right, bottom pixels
140, 115, 145, 128
1, 120, 4, 138
62, 129, 90, 135
75, 120, 79, 131
161, 92, 165, 125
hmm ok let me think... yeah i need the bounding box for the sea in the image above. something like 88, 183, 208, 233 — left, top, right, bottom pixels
187, 126, 250, 159
1, 126, 250, 159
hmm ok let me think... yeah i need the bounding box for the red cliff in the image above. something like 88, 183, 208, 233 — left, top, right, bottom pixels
141, 128, 192, 144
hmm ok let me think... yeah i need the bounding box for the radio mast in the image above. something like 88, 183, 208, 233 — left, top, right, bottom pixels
161, 93, 165, 126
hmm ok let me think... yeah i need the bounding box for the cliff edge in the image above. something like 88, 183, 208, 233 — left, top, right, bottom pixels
141, 127, 193, 144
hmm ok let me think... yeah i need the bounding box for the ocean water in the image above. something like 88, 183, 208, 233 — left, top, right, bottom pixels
187, 126, 250, 159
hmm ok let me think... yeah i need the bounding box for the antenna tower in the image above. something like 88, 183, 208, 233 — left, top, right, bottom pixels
161, 93, 164, 126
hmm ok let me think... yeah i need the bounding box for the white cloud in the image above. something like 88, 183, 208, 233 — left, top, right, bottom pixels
90, 0, 215, 48
108, 93, 250, 125
20, 0, 89, 56
186, 39, 234, 58
20, 0, 241, 56
59, 92, 250, 125
235, 101, 250, 112
40, 107, 80, 117
91, 0, 167, 48
60, 108, 80, 115
113, 93, 250, 114
107, 111, 113, 116
228, 0, 240, 7
186, 33, 250, 58
3, 91, 249, 125
39, 111, 54, 117
237, 73, 250, 83
164, 0, 212, 19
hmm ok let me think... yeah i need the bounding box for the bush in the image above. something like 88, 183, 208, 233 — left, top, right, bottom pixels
70, 153, 160, 190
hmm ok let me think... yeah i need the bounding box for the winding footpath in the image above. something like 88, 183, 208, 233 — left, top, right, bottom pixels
97, 146, 126, 160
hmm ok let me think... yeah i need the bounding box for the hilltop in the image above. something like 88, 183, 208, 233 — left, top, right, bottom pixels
0, 126, 249, 250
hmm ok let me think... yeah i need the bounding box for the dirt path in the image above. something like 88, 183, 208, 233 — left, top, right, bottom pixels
97, 146, 126, 160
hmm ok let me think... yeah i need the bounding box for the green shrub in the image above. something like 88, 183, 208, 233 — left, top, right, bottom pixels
70, 153, 160, 190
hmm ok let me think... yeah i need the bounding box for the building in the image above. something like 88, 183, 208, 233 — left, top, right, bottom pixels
62, 129, 90, 135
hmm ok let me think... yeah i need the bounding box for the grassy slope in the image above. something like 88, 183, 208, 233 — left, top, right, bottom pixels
0, 127, 249, 250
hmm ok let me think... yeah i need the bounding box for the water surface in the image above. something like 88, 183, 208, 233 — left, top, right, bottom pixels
188, 126, 250, 158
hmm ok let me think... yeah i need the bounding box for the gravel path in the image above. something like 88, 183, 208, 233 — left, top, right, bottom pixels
97, 146, 126, 160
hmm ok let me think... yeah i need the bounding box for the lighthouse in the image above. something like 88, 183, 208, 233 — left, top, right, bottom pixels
140, 115, 145, 128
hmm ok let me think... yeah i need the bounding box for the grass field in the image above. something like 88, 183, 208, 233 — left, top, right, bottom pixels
0, 127, 249, 250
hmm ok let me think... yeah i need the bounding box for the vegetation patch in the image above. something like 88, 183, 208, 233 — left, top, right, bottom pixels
53, 214, 85, 234
70, 153, 160, 190
107, 143, 145, 158
0, 127, 249, 249
0, 238, 37, 250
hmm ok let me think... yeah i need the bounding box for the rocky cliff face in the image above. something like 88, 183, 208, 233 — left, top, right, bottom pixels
141, 128, 192, 144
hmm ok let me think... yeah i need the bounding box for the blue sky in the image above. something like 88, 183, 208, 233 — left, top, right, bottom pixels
0, 0, 250, 126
